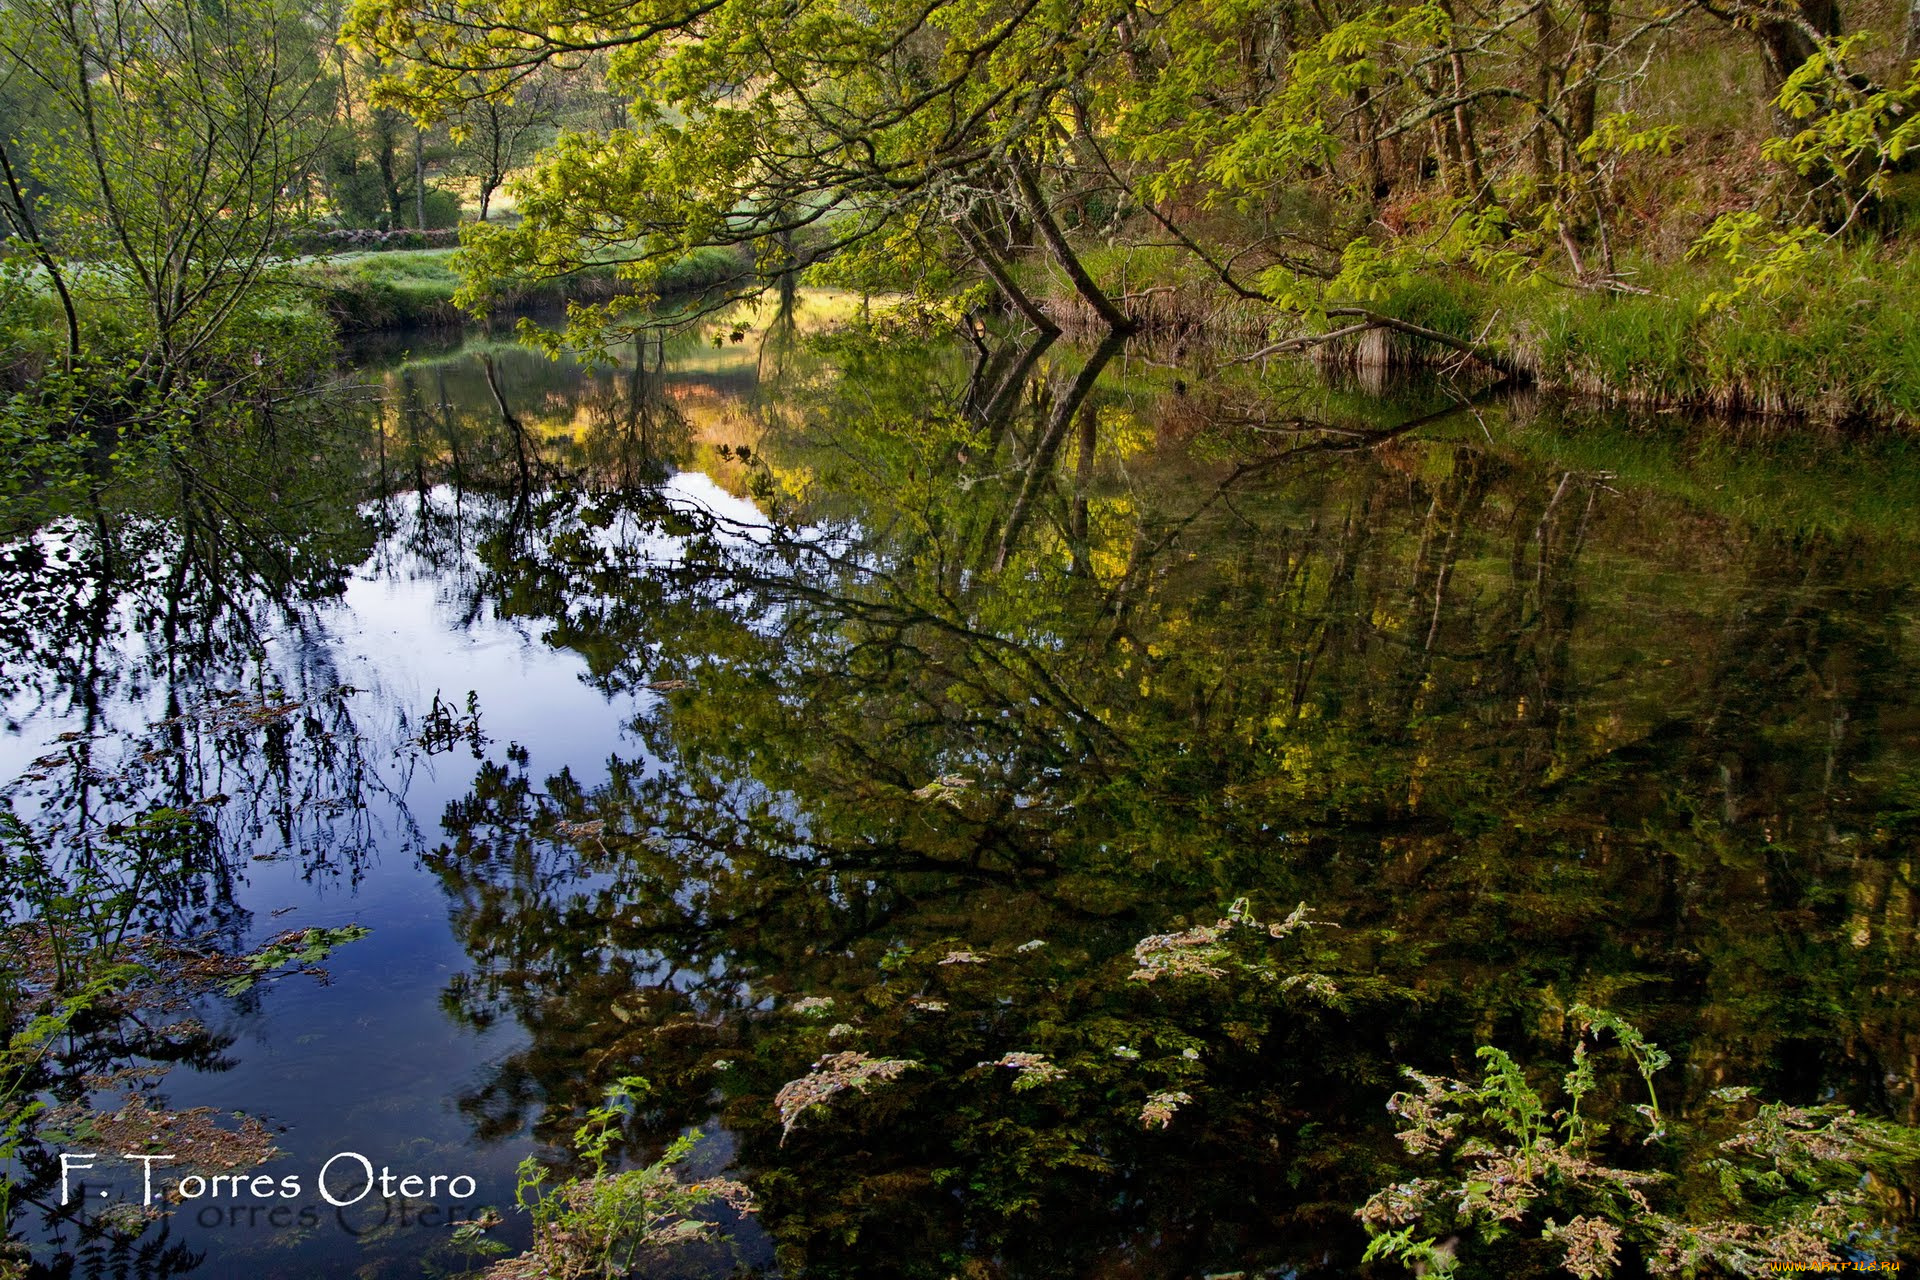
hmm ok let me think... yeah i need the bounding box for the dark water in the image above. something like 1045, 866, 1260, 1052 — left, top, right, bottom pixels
5, 293, 1919, 1277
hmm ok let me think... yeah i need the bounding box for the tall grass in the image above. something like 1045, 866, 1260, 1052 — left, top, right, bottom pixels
1501, 249, 1920, 425
1245, 247, 1920, 428
1014, 209, 1920, 429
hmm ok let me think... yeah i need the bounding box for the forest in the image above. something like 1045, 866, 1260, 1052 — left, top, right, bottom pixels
3, 0, 1920, 422
1, 0, 1919, 1275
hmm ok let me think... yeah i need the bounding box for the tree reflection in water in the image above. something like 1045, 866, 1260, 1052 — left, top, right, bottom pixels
407, 317, 1920, 1275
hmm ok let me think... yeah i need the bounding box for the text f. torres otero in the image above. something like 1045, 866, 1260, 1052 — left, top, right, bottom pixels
59, 1151, 478, 1207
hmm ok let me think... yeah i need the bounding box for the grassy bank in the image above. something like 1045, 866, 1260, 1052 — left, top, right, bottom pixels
1032, 243, 1920, 429
303, 244, 752, 333
1366, 253, 1920, 427
0, 244, 756, 382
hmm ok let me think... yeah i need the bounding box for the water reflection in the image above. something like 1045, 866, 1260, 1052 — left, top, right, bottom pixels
5, 294, 1919, 1276
407, 311, 1920, 1273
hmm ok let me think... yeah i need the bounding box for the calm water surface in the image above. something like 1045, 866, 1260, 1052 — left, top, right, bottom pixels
5, 296, 1918, 1277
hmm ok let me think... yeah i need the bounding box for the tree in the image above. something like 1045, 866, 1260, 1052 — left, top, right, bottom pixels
343, 0, 1145, 332
345, 0, 1920, 360
0, 0, 333, 385
448, 69, 558, 220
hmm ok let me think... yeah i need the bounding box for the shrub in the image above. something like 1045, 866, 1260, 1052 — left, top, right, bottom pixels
1359, 1005, 1919, 1277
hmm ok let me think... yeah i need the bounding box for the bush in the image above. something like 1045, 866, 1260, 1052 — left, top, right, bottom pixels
1359, 1006, 1920, 1277
421, 185, 461, 230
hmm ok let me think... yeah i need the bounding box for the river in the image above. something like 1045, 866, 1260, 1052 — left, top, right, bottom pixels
3, 291, 1916, 1277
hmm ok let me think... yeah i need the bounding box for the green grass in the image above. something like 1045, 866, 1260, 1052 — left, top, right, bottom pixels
304, 244, 752, 333
301, 249, 468, 330
1492, 248, 1920, 424
1019, 233, 1920, 432
1272, 246, 1920, 428
321, 248, 464, 286
0, 243, 757, 363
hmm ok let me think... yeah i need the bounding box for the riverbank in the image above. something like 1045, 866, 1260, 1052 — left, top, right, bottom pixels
1030, 244, 1920, 430
305, 244, 751, 332
333, 237, 1920, 428
10, 233, 1918, 432
0, 244, 756, 395
1374, 254, 1920, 428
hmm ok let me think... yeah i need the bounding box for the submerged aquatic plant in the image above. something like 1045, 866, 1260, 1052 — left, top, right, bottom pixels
979, 1051, 1065, 1090
774, 1051, 917, 1141
488, 1077, 752, 1279
1358, 1004, 1919, 1276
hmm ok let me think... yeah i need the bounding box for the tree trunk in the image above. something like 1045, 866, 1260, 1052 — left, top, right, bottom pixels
1533, 0, 1559, 183
1448, 50, 1486, 201
1752, 0, 1842, 128
955, 218, 1059, 335
1010, 154, 1135, 333
1567, 0, 1611, 151
373, 113, 402, 229
1355, 84, 1388, 199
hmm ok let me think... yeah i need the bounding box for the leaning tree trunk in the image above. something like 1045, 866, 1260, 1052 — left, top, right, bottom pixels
1010, 153, 1136, 333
